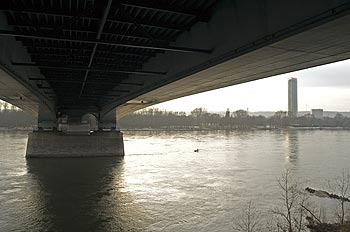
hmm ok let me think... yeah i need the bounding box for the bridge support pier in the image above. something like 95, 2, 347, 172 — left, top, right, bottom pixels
26, 109, 124, 158
26, 131, 124, 158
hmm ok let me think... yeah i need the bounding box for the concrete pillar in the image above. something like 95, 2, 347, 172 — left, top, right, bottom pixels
98, 109, 117, 130
27, 108, 125, 158
26, 131, 124, 157
37, 103, 57, 130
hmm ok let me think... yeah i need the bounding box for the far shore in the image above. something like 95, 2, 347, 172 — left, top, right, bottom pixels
1, 126, 350, 133
121, 126, 350, 132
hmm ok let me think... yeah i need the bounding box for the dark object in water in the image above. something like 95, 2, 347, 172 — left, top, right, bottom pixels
194, 149, 199, 152
305, 187, 350, 202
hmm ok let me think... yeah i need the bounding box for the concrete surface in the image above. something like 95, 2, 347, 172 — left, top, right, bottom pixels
26, 131, 125, 158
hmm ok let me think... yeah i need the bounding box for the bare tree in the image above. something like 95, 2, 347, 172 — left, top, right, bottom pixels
233, 201, 262, 232
3, 102, 9, 111
329, 169, 350, 224
272, 170, 310, 232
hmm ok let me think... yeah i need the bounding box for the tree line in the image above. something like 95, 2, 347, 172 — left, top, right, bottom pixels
0, 102, 36, 128
1, 104, 350, 130
118, 107, 350, 129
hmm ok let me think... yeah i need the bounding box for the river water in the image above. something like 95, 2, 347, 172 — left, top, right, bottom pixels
0, 130, 349, 231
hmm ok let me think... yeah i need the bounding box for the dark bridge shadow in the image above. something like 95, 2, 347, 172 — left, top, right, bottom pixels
26, 157, 146, 231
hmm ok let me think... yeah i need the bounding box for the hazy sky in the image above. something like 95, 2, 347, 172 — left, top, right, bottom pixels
153, 59, 350, 112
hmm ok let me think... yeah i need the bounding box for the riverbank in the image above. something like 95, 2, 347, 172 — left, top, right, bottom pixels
0, 127, 33, 131
1, 126, 350, 132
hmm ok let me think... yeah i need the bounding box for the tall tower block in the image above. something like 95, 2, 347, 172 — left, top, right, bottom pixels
288, 78, 298, 117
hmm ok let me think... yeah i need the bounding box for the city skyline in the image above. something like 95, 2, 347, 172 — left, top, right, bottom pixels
153, 59, 350, 112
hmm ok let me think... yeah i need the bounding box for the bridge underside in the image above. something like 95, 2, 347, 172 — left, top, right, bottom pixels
0, 0, 349, 157
116, 14, 350, 117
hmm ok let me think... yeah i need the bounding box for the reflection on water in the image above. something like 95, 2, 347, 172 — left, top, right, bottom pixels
285, 130, 299, 165
25, 158, 148, 231
1, 130, 350, 231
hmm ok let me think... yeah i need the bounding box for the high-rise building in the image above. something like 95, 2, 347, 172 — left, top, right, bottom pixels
288, 78, 298, 117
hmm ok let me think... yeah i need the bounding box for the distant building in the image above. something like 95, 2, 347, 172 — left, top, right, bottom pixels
225, 108, 230, 118
288, 78, 298, 117
311, 109, 324, 119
